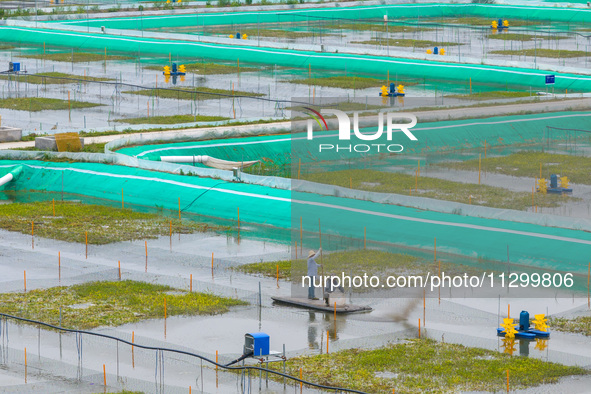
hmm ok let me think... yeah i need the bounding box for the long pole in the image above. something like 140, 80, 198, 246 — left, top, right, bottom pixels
506, 370, 509, 393
319, 219, 323, 282
300, 217, 303, 255
434, 238, 436, 261
479, 154, 482, 184
386, 16, 389, 56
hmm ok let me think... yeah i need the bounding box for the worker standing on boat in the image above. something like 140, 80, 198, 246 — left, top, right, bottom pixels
307, 248, 322, 300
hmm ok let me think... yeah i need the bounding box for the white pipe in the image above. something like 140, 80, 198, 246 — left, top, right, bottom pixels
0, 166, 23, 187
160, 155, 259, 170
161, 155, 207, 163
0, 173, 13, 187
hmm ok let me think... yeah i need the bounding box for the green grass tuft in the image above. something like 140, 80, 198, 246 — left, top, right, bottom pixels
115, 114, 229, 125
123, 87, 263, 100
491, 48, 589, 58
146, 62, 259, 75
270, 339, 587, 393
441, 17, 541, 27
23, 51, 131, 62
352, 38, 460, 48
234, 249, 480, 281
439, 151, 591, 185
303, 169, 569, 210
0, 97, 100, 112
0, 281, 246, 329
290, 75, 397, 90
446, 91, 532, 100
0, 201, 221, 244
488, 33, 569, 41
0, 72, 112, 84
209, 27, 319, 39
550, 316, 591, 336
324, 22, 429, 33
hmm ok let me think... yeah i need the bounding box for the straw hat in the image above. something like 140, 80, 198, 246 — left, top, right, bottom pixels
308, 250, 315, 258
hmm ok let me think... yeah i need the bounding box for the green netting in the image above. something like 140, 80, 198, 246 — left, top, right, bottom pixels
0, 160, 290, 228
0, 160, 589, 274
2, 26, 589, 91
291, 189, 591, 275
55, 3, 591, 29
116, 111, 591, 162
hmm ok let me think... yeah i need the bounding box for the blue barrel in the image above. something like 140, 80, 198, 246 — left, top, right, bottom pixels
172, 63, 177, 73
236, 32, 241, 39
433, 47, 438, 55
520, 310, 530, 331
389, 83, 395, 94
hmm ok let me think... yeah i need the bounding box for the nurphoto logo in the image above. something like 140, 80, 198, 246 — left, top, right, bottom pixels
304, 108, 418, 153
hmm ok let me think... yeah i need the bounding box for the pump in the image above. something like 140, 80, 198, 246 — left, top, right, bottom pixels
244, 332, 269, 357
225, 332, 286, 368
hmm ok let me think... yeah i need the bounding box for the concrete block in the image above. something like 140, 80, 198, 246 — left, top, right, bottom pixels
0, 126, 22, 142
35, 136, 57, 151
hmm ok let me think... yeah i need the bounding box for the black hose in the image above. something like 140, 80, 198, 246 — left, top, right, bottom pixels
225, 351, 254, 367
180, 181, 227, 212
0, 312, 368, 394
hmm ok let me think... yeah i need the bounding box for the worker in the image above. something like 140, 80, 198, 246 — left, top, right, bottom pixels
307, 248, 322, 300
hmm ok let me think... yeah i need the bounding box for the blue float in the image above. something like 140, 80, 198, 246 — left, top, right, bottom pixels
497, 310, 550, 339
378, 83, 405, 97
547, 174, 572, 194
496, 328, 549, 339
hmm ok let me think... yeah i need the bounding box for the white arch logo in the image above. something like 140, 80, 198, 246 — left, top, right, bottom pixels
306, 110, 418, 141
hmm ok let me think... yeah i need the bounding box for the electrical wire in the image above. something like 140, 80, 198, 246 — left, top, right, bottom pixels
180, 180, 227, 212
0, 312, 369, 394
